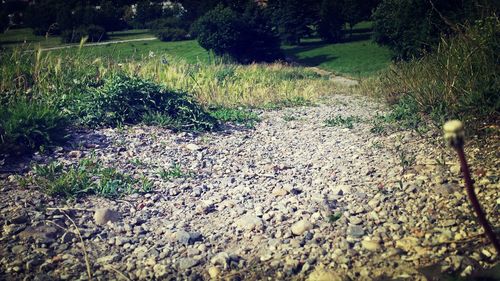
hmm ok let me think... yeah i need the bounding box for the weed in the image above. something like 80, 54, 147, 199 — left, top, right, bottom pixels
395, 144, 416, 174
0, 98, 69, 156
21, 158, 151, 198
129, 158, 144, 166
209, 107, 260, 128
371, 141, 384, 149
324, 115, 361, 129
72, 75, 217, 131
282, 114, 298, 121
158, 164, 191, 181
328, 212, 342, 223
377, 17, 499, 123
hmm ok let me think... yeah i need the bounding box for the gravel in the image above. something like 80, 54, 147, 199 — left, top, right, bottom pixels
0, 94, 498, 280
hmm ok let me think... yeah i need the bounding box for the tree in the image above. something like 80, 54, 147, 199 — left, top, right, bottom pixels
192, 5, 246, 57
0, 6, 8, 33
95, 1, 126, 32
317, 0, 344, 42
193, 4, 282, 63
372, 0, 488, 59
134, 0, 163, 27
267, 0, 319, 45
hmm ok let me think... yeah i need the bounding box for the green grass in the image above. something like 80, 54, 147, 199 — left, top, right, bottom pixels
18, 158, 153, 198
283, 22, 393, 77
0, 28, 156, 49
158, 164, 192, 181
53, 39, 209, 63
0, 28, 62, 48
108, 29, 154, 41
209, 107, 260, 128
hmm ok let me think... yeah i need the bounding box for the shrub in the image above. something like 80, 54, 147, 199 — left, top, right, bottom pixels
193, 4, 282, 63
0, 99, 69, 156
0, 9, 8, 33
71, 75, 217, 131
155, 27, 188, 42
317, 0, 345, 43
192, 5, 246, 57
378, 16, 499, 122
61, 25, 108, 43
372, 0, 485, 59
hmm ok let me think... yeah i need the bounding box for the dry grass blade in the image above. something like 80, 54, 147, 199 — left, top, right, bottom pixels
102, 264, 132, 281
59, 209, 93, 280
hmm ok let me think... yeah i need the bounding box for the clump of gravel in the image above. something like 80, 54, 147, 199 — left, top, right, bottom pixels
1, 94, 498, 280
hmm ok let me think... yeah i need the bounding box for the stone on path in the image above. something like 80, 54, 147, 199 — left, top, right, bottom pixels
94, 208, 121, 225
291, 220, 313, 236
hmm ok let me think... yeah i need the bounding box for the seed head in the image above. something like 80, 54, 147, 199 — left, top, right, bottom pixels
443, 120, 464, 147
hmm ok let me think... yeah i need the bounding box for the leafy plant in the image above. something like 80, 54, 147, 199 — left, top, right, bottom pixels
324, 115, 361, 129
328, 212, 342, 223
0, 98, 69, 156
21, 158, 151, 198
209, 107, 260, 128
154, 28, 188, 42
71, 75, 217, 131
158, 164, 191, 181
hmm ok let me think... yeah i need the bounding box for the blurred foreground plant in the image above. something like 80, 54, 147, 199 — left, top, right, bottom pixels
443, 120, 500, 254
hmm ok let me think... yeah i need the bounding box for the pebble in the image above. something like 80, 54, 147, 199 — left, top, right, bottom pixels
93, 208, 121, 225
291, 220, 313, 236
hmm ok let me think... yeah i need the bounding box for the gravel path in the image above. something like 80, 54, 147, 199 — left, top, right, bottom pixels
1, 94, 498, 280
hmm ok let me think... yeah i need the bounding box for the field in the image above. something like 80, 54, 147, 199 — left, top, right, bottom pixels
1, 25, 392, 77
283, 22, 393, 77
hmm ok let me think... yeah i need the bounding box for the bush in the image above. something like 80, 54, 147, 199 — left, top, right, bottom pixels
71, 75, 217, 131
155, 27, 188, 42
192, 5, 245, 57
61, 25, 108, 43
372, 0, 485, 59
193, 4, 282, 63
317, 0, 345, 42
378, 16, 500, 122
0, 10, 8, 33
0, 99, 69, 156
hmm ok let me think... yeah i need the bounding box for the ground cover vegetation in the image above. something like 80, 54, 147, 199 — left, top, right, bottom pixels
366, 0, 499, 130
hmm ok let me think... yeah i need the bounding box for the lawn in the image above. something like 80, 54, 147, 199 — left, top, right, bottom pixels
53, 39, 210, 64
283, 22, 393, 78
0, 28, 62, 48
0, 28, 156, 49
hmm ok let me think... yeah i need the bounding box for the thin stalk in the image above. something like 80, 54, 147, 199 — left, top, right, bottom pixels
454, 145, 500, 254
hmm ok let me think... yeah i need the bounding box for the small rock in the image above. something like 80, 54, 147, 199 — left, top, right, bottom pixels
210, 252, 230, 269
307, 266, 343, 281
153, 264, 169, 278
186, 144, 201, 151
208, 266, 221, 279
348, 225, 364, 238
94, 208, 121, 225
68, 150, 82, 158
178, 258, 199, 270
361, 240, 381, 251
349, 217, 363, 225
272, 188, 289, 197
175, 230, 203, 245
291, 220, 313, 236
235, 215, 263, 231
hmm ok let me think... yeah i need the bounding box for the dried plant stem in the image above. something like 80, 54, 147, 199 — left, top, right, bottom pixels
454, 146, 500, 254
102, 265, 132, 281
60, 209, 93, 280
